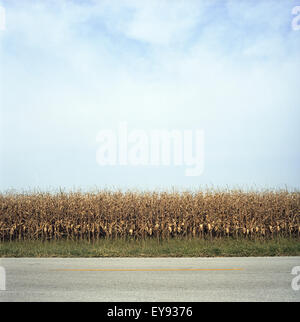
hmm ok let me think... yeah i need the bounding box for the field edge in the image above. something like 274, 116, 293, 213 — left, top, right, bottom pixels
0, 237, 299, 258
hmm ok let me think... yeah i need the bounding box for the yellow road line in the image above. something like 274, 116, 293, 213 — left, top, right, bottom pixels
52, 268, 244, 272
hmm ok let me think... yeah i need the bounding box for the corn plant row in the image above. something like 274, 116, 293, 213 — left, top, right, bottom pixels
0, 190, 299, 241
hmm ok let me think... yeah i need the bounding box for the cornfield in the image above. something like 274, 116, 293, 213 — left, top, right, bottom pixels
0, 189, 299, 241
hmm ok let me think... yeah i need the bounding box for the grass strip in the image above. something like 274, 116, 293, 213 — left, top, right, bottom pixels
0, 237, 299, 257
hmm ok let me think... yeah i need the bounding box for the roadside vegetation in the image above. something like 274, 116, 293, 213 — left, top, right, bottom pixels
0, 188, 299, 257
0, 237, 299, 257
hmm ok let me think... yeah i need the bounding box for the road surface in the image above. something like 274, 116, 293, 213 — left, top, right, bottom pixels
0, 257, 299, 302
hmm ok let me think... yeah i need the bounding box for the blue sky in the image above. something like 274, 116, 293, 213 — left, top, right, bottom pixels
0, 0, 300, 191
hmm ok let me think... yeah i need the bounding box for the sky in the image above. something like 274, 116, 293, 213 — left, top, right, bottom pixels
0, 0, 300, 192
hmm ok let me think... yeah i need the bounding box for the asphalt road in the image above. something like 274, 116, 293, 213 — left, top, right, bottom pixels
0, 257, 299, 302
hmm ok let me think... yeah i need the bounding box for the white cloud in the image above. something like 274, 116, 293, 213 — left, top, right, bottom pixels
114, 0, 204, 45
